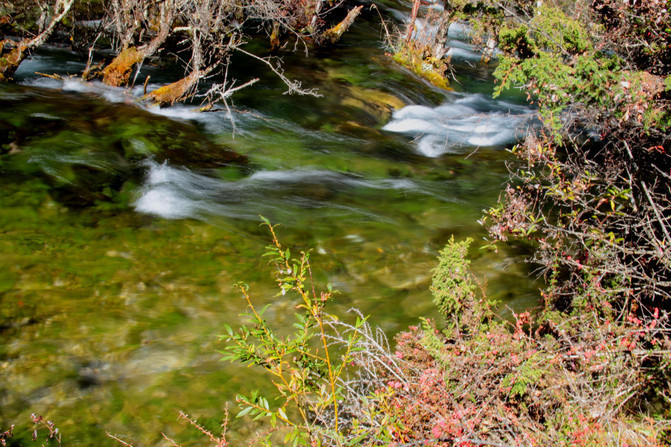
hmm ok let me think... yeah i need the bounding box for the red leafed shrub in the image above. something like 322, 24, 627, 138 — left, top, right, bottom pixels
384, 310, 668, 446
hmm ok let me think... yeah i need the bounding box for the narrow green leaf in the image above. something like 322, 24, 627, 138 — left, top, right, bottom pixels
347, 433, 368, 445
237, 406, 254, 418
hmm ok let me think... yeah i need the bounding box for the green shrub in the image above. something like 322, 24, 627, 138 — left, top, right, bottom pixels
220, 219, 404, 446
430, 237, 474, 319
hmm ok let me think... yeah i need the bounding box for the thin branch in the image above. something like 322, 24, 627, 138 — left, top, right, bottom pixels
234, 46, 321, 97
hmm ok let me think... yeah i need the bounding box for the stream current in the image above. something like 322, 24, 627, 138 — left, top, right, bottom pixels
1, 3, 539, 444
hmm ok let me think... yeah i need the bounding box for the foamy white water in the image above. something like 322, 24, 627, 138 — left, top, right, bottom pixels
133, 160, 451, 221
383, 93, 534, 157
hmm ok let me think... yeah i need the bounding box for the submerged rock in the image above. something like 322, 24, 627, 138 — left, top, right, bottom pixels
341, 85, 408, 124
0, 84, 247, 208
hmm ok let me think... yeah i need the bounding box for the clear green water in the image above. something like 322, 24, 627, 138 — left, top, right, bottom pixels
1, 7, 539, 445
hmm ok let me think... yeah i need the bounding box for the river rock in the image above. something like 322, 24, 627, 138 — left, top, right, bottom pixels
0, 84, 247, 207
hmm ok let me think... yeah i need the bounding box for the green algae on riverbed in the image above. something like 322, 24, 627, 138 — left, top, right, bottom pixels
1, 8, 540, 444
0, 144, 537, 445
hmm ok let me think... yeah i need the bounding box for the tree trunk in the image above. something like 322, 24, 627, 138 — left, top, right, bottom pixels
320, 5, 364, 44
0, 0, 74, 81
405, 0, 421, 46
145, 67, 213, 105
101, 0, 176, 87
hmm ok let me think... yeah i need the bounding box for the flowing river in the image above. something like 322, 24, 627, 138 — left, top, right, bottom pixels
1, 2, 539, 444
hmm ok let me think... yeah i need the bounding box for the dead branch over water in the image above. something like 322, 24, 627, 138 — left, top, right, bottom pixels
1, 0, 363, 105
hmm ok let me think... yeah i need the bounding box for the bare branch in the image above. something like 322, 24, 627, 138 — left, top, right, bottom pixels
235, 46, 321, 97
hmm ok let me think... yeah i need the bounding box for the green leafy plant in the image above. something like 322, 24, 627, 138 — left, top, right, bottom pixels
220, 218, 402, 446
430, 237, 475, 320
430, 237, 495, 334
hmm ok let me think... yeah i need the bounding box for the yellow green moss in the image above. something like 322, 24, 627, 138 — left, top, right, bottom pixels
392, 46, 451, 91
